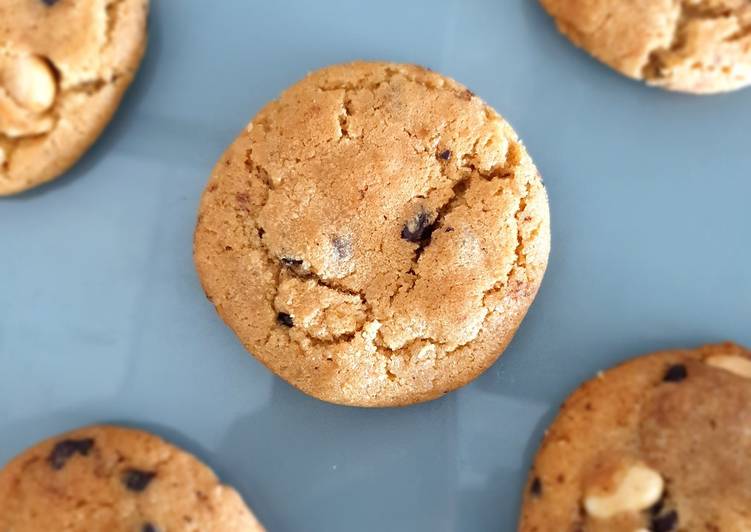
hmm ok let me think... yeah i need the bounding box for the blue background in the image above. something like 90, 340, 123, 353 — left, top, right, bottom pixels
1, 1, 749, 530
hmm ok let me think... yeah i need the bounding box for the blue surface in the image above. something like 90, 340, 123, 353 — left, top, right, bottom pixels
1, 1, 750, 530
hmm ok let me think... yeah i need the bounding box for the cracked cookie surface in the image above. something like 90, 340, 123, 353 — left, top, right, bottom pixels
0, 0, 149, 195
519, 342, 751, 532
0, 425, 264, 531
540, 0, 751, 93
194, 61, 550, 407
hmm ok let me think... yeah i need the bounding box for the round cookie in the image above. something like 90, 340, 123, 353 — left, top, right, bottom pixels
0, 0, 149, 195
539, 0, 751, 94
0, 425, 264, 531
519, 342, 751, 532
194, 61, 550, 407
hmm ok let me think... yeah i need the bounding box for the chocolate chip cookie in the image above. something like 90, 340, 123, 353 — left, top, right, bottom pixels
0, 425, 264, 531
194, 61, 551, 407
0, 0, 149, 195
519, 342, 751, 532
540, 0, 751, 93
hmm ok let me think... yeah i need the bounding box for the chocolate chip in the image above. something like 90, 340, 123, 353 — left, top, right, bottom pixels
439, 149, 452, 161
122, 469, 156, 492
444, 226, 454, 233
281, 257, 303, 268
401, 209, 437, 244
48, 438, 94, 470
41, 0, 59, 5
460, 88, 475, 100
332, 236, 352, 260
649, 497, 664, 516
277, 312, 293, 327
530, 477, 542, 497
651, 510, 678, 532
663, 364, 687, 383
142, 523, 159, 532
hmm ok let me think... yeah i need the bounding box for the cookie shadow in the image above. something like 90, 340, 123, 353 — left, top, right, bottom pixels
216, 378, 456, 532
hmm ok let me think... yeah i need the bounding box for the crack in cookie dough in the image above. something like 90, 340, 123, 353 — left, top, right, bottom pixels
195, 62, 550, 406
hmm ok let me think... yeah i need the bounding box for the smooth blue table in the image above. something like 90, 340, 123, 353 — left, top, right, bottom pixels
1, 1, 749, 530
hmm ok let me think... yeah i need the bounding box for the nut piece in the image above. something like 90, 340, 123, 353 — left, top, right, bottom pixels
2, 55, 57, 113
584, 464, 664, 519
706, 355, 751, 379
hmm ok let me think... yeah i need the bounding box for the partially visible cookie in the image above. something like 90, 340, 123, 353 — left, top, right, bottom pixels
519, 342, 751, 532
194, 61, 550, 407
540, 0, 751, 94
0, 425, 264, 531
0, 0, 149, 195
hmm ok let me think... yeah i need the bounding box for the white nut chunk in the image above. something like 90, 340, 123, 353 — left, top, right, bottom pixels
706, 355, 751, 379
584, 464, 664, 519
2, 55, 57, 113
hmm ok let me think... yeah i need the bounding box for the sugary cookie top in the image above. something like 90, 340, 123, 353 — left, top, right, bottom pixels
540, 0, 751, 93
0, 425, 264, 531
520, 342, 751, 532
0, 0, 149, 194
195, 61, 550, 406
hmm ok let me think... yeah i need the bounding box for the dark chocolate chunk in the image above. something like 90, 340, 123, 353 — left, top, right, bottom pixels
281, 257, 304, 268
48, 438, 94, 470
530, 477, 542, 497
142, 523, 158, 532
41, 0, 59, 5
439, 149, 452, 161
460, 88, 475, 100
122, 469, 156, 492
649, 497, 664, 516
651, 510, 678, 532
663, 364, 687, 383
332, 236, 352, 259
401, 209, 437, 244
277, 312, 294, 327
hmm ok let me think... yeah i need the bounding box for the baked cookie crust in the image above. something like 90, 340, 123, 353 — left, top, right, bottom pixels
0, 0, 149, 195
194, 61, 550, 407
540, 0, 751, 93
520, 342, 751, 532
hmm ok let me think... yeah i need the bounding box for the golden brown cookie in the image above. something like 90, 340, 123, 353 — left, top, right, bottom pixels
0, 0, 149, 195
519, 342, 751, 532
194, 61, 550, 407
540, 0, 751, 94
0, 425, 264, 531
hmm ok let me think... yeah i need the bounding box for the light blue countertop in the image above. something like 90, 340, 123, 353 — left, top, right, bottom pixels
1, 1, 749, 530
